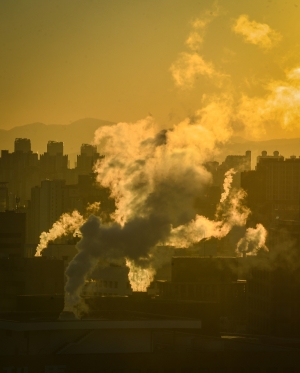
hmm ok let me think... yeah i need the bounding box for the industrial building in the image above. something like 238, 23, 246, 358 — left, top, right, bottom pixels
0, 210, 26, 258
0, 257, 64, 314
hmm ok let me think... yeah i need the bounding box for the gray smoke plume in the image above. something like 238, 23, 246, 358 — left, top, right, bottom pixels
63, 105, 264, 312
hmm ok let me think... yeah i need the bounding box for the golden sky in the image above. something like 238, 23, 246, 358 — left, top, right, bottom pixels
1, 0, 300, 139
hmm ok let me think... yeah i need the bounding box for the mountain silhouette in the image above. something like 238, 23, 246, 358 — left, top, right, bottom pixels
219, 137, 300, 168
0, 118, 115, 160
1, 119, 300, 169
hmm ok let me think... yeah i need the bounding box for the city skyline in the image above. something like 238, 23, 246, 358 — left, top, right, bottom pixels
2, 2, 300, 367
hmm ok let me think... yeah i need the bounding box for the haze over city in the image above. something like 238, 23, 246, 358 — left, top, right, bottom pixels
2, 1, 300, 371
1, 0, 300, 141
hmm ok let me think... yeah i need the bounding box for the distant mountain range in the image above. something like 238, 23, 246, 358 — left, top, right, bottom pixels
0, 118, 115, 155
220, 137, 300, 168
0, 118, 115, 166
1, 119, 300, 168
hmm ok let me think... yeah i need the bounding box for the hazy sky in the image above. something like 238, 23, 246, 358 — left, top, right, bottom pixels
1, 0, 300, 138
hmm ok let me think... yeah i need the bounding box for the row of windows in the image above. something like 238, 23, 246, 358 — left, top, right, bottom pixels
85, 280, 119, 289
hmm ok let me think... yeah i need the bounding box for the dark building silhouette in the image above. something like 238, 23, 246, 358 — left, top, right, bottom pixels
76, 143, 103, 175
47, 140, 63, 155
158, 257, 247, 332
0, 257, 64, 313
241, 150, 300, 226
0, 211, 26, 258
0, 139, 107, 207
246, 254, 300, 337
39, 141, 68, 180
205, 151, 251, 189
27, 179, 66, 244
0, 142, 39, 203
14, 137, 31, 153
0, 182, 9, 212
27, 174, 114, 244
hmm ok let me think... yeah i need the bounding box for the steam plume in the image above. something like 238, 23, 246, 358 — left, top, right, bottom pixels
63, 103, 255, 312
236, 223, 268, 256
166, 189, 249, 249
126, 259, 155, 292
170, 3, 224, 88
34, 202, 100, 257
220, 168, 236, 203
35, 211, 84, 257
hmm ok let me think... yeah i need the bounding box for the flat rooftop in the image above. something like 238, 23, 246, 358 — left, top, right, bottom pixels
0, 319, 202, 331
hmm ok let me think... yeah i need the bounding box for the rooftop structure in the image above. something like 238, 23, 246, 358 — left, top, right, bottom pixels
14, 138, 31, 153
47, 141, 64, 155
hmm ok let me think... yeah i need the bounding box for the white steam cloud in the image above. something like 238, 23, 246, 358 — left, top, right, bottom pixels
35, 202, 101, 257
236, 67, 300, 138
170, 4, 225, 88
62, 100, 258, 312
167, 174, 249, 249
236, 224, 268, 256
220, 168, 236, 203
35, 211, 84, 257
233, 14, 282, 50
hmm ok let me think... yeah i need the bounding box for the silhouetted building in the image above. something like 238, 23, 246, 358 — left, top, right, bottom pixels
0, 257, 64, 313
0, 182, 8, 212
268, 219, 300, 252
0, 147, 39, 203
217, 150, 251, 188
27, 180, 65, 243
14, 138, 31, 153
82, 263, 132, 297
241, 150, 300, 225
76, 143, 103, 175
194, 185, 221, 220
76, 174, 114, 216
27, 174, 114, 244
246, 255, 300, 337
47, 140, 63, 155
39, 141, 68, 180
0, 211, 26, 258
159, 257, 247, 332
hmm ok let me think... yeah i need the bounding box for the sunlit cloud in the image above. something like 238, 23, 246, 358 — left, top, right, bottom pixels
170, 52, 221, 88
236, 67, 300, 138
170, 4, 224, 89
233, 14, 282, 50
185, 5, 219, 51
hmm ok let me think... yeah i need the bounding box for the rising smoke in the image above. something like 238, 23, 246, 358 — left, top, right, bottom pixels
62, 102, 268, 313
35, 202, 101, 257
40, 5, 300, 313
236, 224, 268, 256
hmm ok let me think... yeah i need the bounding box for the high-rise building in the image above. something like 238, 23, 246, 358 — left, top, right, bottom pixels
204, 151, 251, 188
241, 150, 300, 224
39, 179, 65, 234
0, 147, 39, 204
40, 141, 68, 180
76, 143, 103, 175
47, 140, 63, 155
27, 180, 65, 244
218, 150, 251, 188
14, 138, 31, 153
